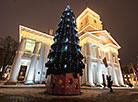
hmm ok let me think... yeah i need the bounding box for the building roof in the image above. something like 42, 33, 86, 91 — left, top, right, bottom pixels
19, 25, 54, 45
76, 7, 100, 22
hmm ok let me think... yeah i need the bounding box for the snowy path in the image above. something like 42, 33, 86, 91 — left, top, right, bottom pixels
0, 86, 137, 102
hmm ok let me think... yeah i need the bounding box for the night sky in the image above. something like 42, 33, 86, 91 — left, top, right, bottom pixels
0, 0, 138, 65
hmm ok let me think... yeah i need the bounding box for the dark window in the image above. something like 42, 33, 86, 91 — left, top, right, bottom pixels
130, 69, 133, 73
122, 68, 129, 74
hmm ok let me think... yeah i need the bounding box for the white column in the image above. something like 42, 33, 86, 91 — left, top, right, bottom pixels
83, 44, 87, 85
92, 65, 95, 83
96, 47, 103, 86
115, 54, 124, 86
34, 43, 44, 83
8, 38, 27, 83
86, 43, 94, 86
24, 42, 40, 84
96, 61, 103, 85
111, 67, 119, 86
110, 52, 119, 86
40, 44, 50, 82
107, 52, 111, 76
80, 44, 86, 85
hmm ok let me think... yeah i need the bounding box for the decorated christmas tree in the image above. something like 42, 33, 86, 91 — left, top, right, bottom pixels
46, 5, 85, 95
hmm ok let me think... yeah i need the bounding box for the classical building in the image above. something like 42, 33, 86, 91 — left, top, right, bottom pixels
7, 7, 124, 86
6, 26, 54, 84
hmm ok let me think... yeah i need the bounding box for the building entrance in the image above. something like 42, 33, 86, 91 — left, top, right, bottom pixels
18, 65, 27, 82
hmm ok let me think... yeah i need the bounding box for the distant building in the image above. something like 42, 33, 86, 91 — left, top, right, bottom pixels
7, 7, 124, 86
121, 64, 138, 86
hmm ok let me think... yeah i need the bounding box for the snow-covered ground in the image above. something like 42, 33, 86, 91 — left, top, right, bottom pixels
0, 85, 137, 102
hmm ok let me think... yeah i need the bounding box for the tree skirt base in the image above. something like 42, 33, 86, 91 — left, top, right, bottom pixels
47, 73, 80, 95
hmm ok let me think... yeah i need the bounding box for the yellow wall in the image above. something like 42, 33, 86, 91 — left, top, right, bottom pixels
77, 8, 103, 32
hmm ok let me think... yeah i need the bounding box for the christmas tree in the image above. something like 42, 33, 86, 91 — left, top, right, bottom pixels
46, 5, 84, 78
46, 5, 85, 95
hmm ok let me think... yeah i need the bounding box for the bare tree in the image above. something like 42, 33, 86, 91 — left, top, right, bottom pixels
0, 36, 18, 74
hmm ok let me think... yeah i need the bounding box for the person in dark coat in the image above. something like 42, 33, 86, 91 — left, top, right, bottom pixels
106, 75, 113, 93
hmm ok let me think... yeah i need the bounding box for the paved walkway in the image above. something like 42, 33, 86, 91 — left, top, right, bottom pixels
0, 85, 137, 102
0, 83, 134, 89
0, 84, 46, 88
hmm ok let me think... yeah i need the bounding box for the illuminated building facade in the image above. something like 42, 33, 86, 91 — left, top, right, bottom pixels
8, 7, 124, 86
77, 8, 124, 86
7, 26, 54, 84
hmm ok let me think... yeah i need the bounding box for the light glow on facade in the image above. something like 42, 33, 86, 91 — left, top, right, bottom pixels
20, 25, 54, 45
7, 7, 124, 86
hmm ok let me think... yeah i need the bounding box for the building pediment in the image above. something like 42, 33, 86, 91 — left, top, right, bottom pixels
19, 25, 54, 45
79, 30, 121, 49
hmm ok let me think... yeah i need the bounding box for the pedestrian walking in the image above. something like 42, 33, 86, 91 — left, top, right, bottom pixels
106, 75, 113, 93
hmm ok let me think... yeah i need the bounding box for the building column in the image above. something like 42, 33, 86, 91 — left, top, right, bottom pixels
110, 52, 119, 86
24, 42, 40, 84
40, 44, 50, 82
80, 44, 86, 85
86, 43, 94, 86
115, 54, 124, 86
96, 47, 103, 86
7, 38, 27, 83
34, 43, 44, 83
111, 67, 119, 86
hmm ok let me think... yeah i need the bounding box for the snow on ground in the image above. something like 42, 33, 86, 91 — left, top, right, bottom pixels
0, 85, 138, 102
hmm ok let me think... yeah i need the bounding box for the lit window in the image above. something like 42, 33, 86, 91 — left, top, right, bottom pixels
125, 79, 127, 81
124, 75, 126, 77
91, 46, 96, 58
24, 39, 35, 53
129, 79, 131, 81
128, 75, 130, 77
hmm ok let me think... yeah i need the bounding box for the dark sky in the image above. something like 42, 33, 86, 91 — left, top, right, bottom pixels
0, 0, 138, 65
